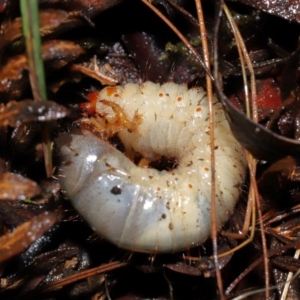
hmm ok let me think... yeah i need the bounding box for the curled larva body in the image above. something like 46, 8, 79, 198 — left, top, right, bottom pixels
57, 81, 247, 253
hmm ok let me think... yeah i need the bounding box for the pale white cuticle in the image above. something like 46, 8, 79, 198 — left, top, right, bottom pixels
58, 81, 247, 253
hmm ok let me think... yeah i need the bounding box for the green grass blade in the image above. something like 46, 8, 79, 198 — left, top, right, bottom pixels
20, 0, 53, 177
20, 0, 47, 101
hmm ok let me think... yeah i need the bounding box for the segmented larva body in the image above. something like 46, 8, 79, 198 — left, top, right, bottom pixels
57, 82, 247, 253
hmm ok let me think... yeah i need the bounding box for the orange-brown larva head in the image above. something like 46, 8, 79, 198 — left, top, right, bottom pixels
79, 91, 99, 115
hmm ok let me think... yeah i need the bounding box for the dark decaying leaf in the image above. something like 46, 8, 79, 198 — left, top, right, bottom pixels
0, 0, 8, 13
122, 30, 204, 84
214, 13, 300, 162
101, 40, 142, 85
19, 259, 126, 299
8, 246, 92, 294
217, 89, 300, 161
0, 158, 7, 174
273, 264, 300, 300
258, 156, 298, 195
164, 262, 203, 276
0, 99, 69, 127
40, 0, 124, 19
164, 238, 235, 277
272, 255, 300, 273
122, 31, 175, 84
0, 212, 57, 263
0, 172, 41, 200
8, 122, 42, 157
279, 46, 300, 100
36, 0, 124, 37
271, 217, 300, 241
229, 0, 300, 23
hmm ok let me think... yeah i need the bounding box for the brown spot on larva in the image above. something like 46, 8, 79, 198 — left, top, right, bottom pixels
64, 160, 73, 166
204, 167, 209, 171
149, 176, 153, 179
169, 223, 174, 230
196, 107, 201, 112
110, 186, 122, 195
233, 164, 237, 168
166, 202, 170, 210
114, 93, 120, 97
177, 96, 182, 102
188, 184, 193, 188
157, 187, 161, 191
159, 92, 164, 97
106, 87, 117, 96
214, 146, 219, 150
161, 213, 166, 219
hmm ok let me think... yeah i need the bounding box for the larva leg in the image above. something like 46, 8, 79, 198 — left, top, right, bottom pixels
99, 100, 143, 133
75, 116, 109, 138
137, 157, 151, 168
78, 100, 143, 139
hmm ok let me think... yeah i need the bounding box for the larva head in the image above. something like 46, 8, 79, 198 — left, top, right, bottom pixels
57, 82, 247, 253
78, 91, 99, 115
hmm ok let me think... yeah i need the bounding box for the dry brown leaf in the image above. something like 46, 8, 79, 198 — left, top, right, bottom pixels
0, 100, 69, 127
0, 212, 57, 263
42, 40, 85, 69
230, 0, 300, 23
0, 172, 41, 200
0, 55, 27, 91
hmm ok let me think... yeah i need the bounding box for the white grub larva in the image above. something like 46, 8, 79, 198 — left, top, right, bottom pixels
57, 81, 247, 253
